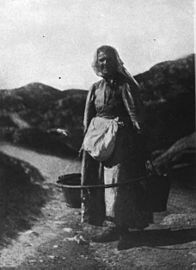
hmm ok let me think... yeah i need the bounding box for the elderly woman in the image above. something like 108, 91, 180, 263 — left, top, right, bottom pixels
81, 45, 153, 245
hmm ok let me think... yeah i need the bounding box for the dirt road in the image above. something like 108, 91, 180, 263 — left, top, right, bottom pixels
0, 143, 196, 269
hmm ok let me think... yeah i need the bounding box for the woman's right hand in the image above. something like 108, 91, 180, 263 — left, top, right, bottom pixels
78, 145, 84, 158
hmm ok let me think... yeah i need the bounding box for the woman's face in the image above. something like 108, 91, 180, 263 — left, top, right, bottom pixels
97, 50, 117, 78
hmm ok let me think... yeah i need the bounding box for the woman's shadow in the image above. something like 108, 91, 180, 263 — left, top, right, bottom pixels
118, 227, 196, 250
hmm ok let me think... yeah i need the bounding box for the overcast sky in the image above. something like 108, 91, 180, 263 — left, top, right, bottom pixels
0, 0, 194, 90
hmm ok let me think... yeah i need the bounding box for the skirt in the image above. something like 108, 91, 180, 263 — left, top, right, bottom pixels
103, 123, 153, 228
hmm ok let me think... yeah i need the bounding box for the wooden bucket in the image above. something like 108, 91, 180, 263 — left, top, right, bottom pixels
57, 173, 81, 208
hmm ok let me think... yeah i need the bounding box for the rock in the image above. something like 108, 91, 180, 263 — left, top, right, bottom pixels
65, 235, 89, 245
152, 132, 196, 176
161, 214, 196, 228
63, 227, 73, 233
48, 255, 55, 260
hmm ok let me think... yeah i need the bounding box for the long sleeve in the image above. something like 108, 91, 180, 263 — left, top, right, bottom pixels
122, 82, 137, 124
83, 84, 96, 134
122, 82, 142, 129
121, 73, 144, 130
128, 76, 144, 116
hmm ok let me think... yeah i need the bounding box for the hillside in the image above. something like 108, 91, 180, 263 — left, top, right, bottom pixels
135, 54, 195, 151
0, 151, 47, 241
0, 83, 63, 110
135, 54, 194, 101
0, 84, 87, 153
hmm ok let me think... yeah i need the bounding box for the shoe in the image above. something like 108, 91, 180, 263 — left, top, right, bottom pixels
117, 229, 132, 250
117, 238, 128, 250
117, 235, 133, 250
91, 226, 120, 243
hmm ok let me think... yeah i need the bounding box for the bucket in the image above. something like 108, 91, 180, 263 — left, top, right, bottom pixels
57, 173, 81, 208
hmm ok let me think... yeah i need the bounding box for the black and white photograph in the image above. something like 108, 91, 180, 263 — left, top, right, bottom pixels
0, 0, 195, 269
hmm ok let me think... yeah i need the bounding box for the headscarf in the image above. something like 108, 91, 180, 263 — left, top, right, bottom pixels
92, 45, 140, 88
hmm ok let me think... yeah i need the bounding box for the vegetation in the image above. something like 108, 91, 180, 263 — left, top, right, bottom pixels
0, 152, 48, 243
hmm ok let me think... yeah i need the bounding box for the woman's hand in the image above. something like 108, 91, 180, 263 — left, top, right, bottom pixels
133, 122, 142, 134
78, 145, 84, 159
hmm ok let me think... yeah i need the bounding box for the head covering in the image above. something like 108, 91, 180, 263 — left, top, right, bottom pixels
92, 45, 140, 88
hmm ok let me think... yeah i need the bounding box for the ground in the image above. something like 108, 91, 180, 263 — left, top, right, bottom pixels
0, 143, 196, 270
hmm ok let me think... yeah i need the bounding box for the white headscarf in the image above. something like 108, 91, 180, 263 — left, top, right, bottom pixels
92, 45, 140, 88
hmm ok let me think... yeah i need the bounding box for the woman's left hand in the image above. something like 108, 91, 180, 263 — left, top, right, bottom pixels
133, 122, 142, 134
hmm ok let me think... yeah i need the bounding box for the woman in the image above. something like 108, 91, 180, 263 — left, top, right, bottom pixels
81, 45, 153, 245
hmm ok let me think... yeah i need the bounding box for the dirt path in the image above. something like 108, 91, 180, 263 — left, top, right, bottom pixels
0, 143, 196, 270
0, 143, 81, 184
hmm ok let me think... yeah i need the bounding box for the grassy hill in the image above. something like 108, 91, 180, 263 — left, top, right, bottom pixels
0, 84, 87, 154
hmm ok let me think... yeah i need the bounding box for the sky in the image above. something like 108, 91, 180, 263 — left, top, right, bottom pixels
0, 0, 194, 90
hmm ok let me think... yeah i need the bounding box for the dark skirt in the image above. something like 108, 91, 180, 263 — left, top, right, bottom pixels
103, 123, 153, 228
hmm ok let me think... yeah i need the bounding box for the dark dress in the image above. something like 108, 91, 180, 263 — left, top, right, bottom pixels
81, 77, 153, 228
